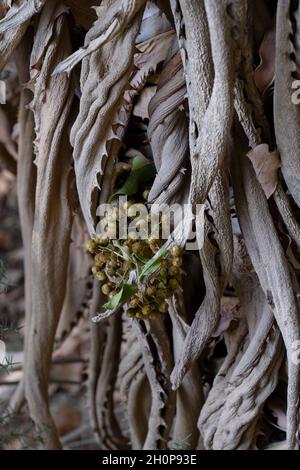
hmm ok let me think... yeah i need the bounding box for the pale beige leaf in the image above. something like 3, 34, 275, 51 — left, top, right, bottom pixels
247, 143, 281, 199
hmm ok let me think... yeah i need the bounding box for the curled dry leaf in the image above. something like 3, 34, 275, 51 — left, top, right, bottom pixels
246, 143, 281, 199
52, 0, 147, 76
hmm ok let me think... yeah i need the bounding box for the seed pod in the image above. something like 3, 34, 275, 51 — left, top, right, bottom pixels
91, 266, 98, 275
130, 297, 139, 308
158, 288, 173, 299
108, 290, 117, 299
171, 245, 182, 257
102, 284, 111, 295
95, 234, 109, 246
172, 256, 182, 267
159, 268, 168, 278
86, 239, 97, 254
159, 302, 168, 313
96, 271, 106, 282
146, 286, 156, 296
127, 308, 137, 318
97, 252, 110, 263
169, 278, 180, 290
168, 266, 179, 277
157, 289, 167, 299
160, 260, 168, 269
164, 289, 173, 299
142, 305, 152, 316
158, 281, 166, 289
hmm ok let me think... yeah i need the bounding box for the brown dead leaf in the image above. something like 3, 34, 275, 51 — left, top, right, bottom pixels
53, 405, 81, 437
212, 296, 240, 337
247, 143, 281, 198
135, 29, 175, 77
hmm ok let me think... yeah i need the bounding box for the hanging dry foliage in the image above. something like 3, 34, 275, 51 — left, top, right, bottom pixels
1, 0, 300, 452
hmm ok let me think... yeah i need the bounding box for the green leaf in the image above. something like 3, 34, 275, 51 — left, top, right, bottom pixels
110, 155, 156, 200
104, 284, 137, 310
140, 249, 168, 278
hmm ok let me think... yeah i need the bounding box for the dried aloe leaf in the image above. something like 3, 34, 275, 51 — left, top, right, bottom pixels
23, 2, 75, 449
69, 1, 146, 235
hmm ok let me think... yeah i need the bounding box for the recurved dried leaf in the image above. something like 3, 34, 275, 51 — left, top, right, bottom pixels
23, 2, 74, 450
70, 1, 146, 235
135, 29, 175, 80
53, 0, 147, 76
247, 144, 281, 199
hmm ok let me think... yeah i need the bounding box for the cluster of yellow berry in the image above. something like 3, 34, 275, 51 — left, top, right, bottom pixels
126, 245, 183, 319
86, 204, 183, 320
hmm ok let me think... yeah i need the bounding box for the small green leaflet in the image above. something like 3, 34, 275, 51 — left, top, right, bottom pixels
110, 155, 156, 200
104, 284, 137, 310
139, 249, 168, 278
